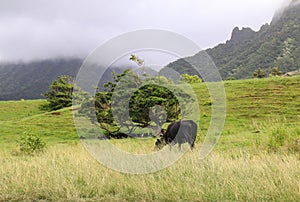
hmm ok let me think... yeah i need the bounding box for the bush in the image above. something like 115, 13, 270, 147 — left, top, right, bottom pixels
268, 125, 300, 153
17, 133, 46, 155
269, 67, 282, 77
179, 74, 202, 84
253, 68, 267, 78
268, 126, 288, 152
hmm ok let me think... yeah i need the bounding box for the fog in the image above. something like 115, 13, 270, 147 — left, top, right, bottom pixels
0, 0, 288, 62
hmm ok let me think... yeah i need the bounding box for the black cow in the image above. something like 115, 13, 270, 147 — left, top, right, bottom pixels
155, 120, 197, 150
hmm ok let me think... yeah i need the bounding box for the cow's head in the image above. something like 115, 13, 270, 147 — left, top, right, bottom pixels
160, 129, 167, 136
154, 126, 166, 137
155, 137, 167, 150
154, 128, 169, 150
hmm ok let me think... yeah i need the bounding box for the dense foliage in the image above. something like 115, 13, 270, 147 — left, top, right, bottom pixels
41, 75, 87, 111
42, 75, 75, 110
80, 70, 193, 137
180, 74, 202, 83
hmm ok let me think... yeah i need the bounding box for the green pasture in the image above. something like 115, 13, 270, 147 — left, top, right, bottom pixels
0, 76, 299, 201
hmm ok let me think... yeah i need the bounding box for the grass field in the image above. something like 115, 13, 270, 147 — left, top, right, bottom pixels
0, 76, 300, 201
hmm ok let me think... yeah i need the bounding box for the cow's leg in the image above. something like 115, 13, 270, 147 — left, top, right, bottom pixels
178, 143, 182, 151
187, 136, 195, 150
183, 131, 195, 150
168, 141, 174, 151
190, 141, 195, 150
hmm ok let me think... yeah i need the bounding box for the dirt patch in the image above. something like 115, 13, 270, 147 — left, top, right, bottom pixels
50, 112, 61, 116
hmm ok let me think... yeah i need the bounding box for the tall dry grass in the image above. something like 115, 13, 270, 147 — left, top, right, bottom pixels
0, 144, 299, 201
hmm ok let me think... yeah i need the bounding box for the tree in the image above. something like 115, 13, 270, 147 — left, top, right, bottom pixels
269, 67, 282, 77
42, 75, 85, 111
79, 70, 136, 136
129, 54, 144, 66
129, 83, 181, 127
253, 68, 267, 78
179, 74, 202, 84
80, 69, 194, 137
79, 54, 195, 138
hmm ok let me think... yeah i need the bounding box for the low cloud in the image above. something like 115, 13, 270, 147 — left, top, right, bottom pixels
0, 0, 286, 62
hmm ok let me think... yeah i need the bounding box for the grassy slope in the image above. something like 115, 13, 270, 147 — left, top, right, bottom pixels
193, 76, 300, 152
0, 100, 78, 148
0, 76, 299, 201
1, 76, 299, 150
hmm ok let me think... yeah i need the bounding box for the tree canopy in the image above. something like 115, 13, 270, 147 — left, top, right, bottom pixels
42, 75, 86, 111
80, 69, 194, 137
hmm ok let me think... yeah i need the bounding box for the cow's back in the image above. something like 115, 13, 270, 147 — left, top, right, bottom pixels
165, 120, 197, 147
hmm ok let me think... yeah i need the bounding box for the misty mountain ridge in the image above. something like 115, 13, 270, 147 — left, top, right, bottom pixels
168, 1, 300, 79
0, 58, 81, 100
0, 58, 134, 100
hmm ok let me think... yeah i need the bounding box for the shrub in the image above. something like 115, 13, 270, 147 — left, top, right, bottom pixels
253, 68, 267, 78
179, 74, 202, 84
225, 76, 236, 81
17, 133, 46, 155
269, 67, 282, 77
268, 126, 288, 152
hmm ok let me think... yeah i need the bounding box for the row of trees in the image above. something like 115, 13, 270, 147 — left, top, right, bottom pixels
253, 67, 283, 79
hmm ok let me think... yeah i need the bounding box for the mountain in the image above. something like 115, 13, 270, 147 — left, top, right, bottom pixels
0, 58, 82, 100
167, 1, 300, 80
0, 58, 130, 100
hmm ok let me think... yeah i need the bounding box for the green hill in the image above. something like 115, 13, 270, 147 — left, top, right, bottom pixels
168, 1, 300, 79
0, 100, 78, 147
1, 76, 299, 152
0, 58, 82, 100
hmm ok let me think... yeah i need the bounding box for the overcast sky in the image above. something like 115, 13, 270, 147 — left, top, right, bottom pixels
0, 0, 290, 62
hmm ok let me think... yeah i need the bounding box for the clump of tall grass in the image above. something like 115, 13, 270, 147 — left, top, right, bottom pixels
251, 118, 300, 155
268, 123, 300, 154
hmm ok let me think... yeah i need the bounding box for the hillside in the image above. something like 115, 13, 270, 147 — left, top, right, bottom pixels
1, 76, 299, 150
168, 1, 300, 79
0, 58, 129, 100
1, 75, 300, 201
0, 58, 82, 100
